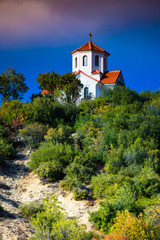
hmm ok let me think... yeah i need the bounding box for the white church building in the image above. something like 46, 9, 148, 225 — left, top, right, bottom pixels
71, 34, 125, 101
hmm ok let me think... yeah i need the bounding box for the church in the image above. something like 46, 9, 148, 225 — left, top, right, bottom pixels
71, 33, 125, 102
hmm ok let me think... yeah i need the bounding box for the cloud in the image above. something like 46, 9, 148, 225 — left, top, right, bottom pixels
0, 0, 160, 48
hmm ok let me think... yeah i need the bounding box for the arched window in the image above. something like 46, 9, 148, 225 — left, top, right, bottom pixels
75, 57, 77, 68
95, 55, 99, 66
83, 55, 87, 66
84, 87, 89, 99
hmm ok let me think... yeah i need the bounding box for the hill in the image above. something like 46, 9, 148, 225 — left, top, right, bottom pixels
0, 86, 160, 239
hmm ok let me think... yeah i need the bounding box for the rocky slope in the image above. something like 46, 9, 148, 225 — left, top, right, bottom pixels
0, 149, 98, 240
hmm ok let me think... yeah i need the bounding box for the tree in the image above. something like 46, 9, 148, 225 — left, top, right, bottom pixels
37, 71, 83, 104
0, 67, 29, 102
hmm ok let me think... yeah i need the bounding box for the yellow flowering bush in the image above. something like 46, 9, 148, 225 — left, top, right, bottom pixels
110, 209, 156, 240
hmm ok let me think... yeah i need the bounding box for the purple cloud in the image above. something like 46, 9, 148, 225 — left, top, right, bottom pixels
0, 0, 160, 48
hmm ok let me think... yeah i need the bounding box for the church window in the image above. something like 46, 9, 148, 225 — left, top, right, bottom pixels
83, 55, 87, 66
84, 87, 89, 99
95, 55, 99, 66
75, 57, 77, 68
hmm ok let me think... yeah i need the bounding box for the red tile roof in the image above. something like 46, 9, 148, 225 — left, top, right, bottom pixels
92, 70, 102, 74
41, 90, 54, 95
75, 70, 123, 85
71, 40, 110, 55
100, 70, 121, 84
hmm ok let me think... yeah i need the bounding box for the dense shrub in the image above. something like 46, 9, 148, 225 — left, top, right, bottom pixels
89, 200, 116, 232
36, 161, 64, 182
91, 173, 121, 199
30, 196, 65, 239
19, 201, 44, 218
50, 218, 93, 240
112, 184, 136, 212
65, 155, 95, 185
134, 196, 159, 214
44, 124, 73, 144
133, 167, 160, 198
77, 97, 109, 116
28, 142, 73, 181
103, 146, 125, 174
32, 97, 77, 127
0, 138, 15, 163
59, 179, 78, 192
102, 86, 143, 105
73, 186, 88, 200
144, 200, 160, 236
19, 123, 48, 150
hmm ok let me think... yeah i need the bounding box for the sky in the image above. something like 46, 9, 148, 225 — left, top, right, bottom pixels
0, 0, 160, 101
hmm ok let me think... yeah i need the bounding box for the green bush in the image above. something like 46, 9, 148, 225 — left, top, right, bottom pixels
91, 173, 122, 199
28, 142, 73, 181
0, 138, 15, 163
32, 97, 77, 127
73, 186, 88, 200
124, 146, 147, 166
133, 167, 160, 198
19, 123, 48, 149
103, 146, 125, 174
50, 218, 93, 240
118, 164, 142, 178
89, 200, 116, 232
102, 86, 142, 105
65, 159, 94, 184
112, 184, 136, 212
103, 124, 118, 148
19, 201, 44, 218
36, 161, 64, 181
77, 97, 109, 116
59, 179, 78, 191
0, 125, 12, 142
30, 196, 65, 239
44, 124, 73, 144
134, 196, 159, 214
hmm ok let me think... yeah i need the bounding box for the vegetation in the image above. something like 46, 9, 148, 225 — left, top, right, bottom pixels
37, 71, 83, 104
28, 141, 74, 181
19, 123, 48, 150
0, 67, 28, 102
19, 196, 93, 240
0, 82, 160, 239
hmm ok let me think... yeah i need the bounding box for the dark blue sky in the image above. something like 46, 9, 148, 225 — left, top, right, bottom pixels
0, 0, 160, 101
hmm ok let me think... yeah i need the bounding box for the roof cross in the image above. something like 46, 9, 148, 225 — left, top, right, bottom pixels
89, 32, 92, 41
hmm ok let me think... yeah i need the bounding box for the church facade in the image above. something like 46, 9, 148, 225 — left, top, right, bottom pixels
71, 35, 125, 102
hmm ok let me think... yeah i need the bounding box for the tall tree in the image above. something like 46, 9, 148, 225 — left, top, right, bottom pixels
0, 67, 29, 102
37, 71, 83, 104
